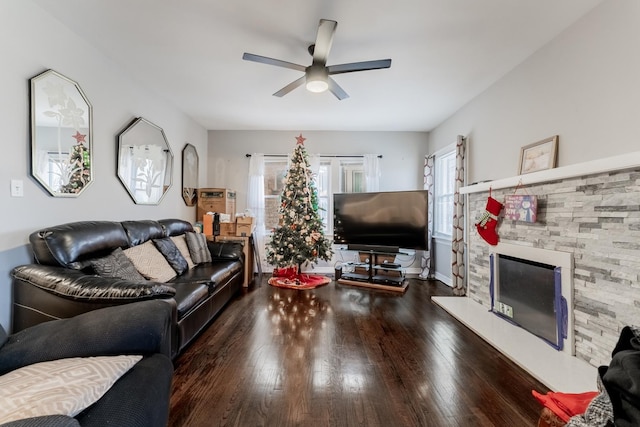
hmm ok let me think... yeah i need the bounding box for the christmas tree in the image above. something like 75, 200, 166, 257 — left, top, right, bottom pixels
265, 134, 333, 274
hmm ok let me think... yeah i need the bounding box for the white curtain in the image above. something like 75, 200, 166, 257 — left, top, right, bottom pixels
363, 154, 380, 192
247, 154, 266, 270
308, 153, 320, 177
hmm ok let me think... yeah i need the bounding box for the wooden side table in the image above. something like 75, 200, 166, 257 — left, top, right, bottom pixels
212, 234, 255, 287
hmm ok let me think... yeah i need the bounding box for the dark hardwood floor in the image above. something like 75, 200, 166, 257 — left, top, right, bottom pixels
169, 277, 549, 426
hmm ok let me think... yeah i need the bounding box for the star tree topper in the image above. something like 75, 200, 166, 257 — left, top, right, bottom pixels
295, 133, 306, 145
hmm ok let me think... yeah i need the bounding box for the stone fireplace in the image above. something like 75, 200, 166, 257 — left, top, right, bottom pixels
433, 151, 640, 391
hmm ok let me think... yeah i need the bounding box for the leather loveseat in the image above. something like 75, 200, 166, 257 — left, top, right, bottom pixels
10, 219, 244, 358
0, 300, 173, 427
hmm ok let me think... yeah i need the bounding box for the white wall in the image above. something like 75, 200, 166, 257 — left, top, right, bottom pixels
207, 130, 428, 272
207, 130, 428, 212
429, 0, 640, 184
0, 1, 208, 331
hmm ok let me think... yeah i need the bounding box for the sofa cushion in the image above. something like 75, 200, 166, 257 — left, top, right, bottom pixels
120, 220, 165, 247
170, 235, 195, 269
123, 241, 177, 283
159, 218, 193, 236
88, 247, 147, 282
170, 282, 211, 317
185, 232, 212, 264
28, 221, 128, 269
0, 325, 6, 349
0, 355, 141, 424
208, 241, 243, 261
153, 238, 189, 275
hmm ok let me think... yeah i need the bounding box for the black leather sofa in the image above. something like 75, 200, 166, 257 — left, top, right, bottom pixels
10, 219, 244, 358
0, 300, 173, 427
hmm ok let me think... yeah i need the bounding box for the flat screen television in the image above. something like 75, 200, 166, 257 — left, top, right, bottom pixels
333, 190, 429, 252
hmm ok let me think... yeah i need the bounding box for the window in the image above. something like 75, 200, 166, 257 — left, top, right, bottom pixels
434, 149, 456, 237
263, 156, 364, 233
263, 158, 289, 230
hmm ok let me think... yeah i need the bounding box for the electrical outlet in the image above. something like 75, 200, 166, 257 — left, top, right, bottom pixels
504, 304, 513, 318
10, 179, 24, 197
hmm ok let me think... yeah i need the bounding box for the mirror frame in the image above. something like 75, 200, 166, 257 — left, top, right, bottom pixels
117, 117, 173, 205
182, 143, 199, 206
30, 69, 93, 197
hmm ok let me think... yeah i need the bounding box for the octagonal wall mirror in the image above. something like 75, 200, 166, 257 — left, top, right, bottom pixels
117, 117, 173, 205
30, 69, 93, 197
182, 143, 199, 206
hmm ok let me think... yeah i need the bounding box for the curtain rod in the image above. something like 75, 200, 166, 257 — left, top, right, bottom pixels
245, 154, 382, 158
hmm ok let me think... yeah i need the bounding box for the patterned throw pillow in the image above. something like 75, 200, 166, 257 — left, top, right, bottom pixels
123, 241, 177, 283
89, 247, 147, 283
0, 355, 141, 424
170, 235, 196, 269
153, 237, 188, 275
185, 232, 212, 264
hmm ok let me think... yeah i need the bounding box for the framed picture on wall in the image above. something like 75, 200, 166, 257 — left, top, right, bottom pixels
518, 135, 558, 175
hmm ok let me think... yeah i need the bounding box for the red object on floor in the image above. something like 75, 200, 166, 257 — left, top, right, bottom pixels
532, 390, 598, 422
269, 266, 330, 289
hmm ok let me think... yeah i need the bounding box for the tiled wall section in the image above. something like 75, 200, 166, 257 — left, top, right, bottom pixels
467, 168, 640, 367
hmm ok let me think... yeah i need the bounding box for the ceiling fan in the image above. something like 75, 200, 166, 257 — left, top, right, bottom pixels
242, 19, 391, 100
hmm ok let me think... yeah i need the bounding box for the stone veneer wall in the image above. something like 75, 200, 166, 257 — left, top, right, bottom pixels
467, 167, 640, 368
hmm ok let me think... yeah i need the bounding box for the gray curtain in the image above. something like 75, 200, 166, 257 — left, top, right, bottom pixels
452, 135, 466, 295
419, 155, 435, 280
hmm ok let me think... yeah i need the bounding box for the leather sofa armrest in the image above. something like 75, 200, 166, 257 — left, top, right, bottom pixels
206, 241, 244, 261
11, 264, 175, 303
0, 300, 173, 375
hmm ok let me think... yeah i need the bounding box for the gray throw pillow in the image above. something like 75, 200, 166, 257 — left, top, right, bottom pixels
185, 232, 212, 264
89, 247, 147, 283
153, 237, 189, 275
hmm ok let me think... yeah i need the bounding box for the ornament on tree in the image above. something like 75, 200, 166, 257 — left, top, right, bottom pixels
266, 134, 333, 289
475, 190, 503, 246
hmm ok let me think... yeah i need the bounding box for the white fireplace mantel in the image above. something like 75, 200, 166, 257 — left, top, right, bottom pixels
460, 150, 640, 194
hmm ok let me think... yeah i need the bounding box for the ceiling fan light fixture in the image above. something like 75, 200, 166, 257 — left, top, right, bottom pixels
306, 78, 328, 93
305, 65, 328, 93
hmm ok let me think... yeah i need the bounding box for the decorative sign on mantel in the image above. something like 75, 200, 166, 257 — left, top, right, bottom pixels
504, 194, 537, 223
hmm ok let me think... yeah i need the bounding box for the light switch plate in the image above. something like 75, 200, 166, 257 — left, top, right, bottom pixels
11, 179, 24, 197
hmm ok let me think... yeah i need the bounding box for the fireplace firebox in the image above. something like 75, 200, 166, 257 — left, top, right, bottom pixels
490, 243, 574, 355
491, 254, 567, 350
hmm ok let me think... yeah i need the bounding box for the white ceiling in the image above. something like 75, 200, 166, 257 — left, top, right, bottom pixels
32, 0, 603, 132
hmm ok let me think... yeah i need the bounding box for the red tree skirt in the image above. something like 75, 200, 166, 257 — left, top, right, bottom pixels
268, 267, 331, 290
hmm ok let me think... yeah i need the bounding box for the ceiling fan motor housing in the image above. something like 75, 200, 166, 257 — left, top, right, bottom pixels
306, 64, 329, 93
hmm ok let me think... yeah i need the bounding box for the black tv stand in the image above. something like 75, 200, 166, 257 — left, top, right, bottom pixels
337, 249, 408, 293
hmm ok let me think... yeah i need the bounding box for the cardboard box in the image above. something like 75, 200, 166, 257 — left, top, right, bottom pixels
219, 222, 236, 236
235, 217, 254, 237
196, 188, 236, 223
202, 214, 214, 236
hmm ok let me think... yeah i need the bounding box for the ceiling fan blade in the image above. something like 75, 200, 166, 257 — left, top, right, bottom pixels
327, 77, 349, 100
312, 19, 337, 64
242, 53, 306, 72
273, 76, 306, 97
327, 59, 392, 75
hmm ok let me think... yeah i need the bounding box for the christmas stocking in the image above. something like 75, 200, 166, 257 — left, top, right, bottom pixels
475, 196, 503, 245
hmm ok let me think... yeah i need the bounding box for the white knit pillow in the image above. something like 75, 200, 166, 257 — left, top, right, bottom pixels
170, 235, 196, 269
124, 241, 177, 282
0, 355, 142, 424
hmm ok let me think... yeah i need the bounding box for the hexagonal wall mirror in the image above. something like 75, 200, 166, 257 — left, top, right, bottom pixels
30, 69, 93, 197
117, 117, 173, 205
